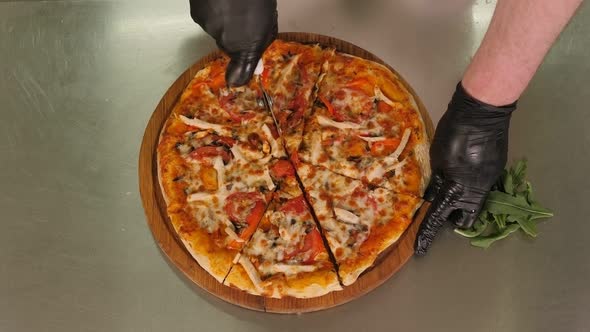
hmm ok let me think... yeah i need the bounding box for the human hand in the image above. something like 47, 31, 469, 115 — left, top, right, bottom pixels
415, 82, 516, 255
189, 0, 278, 86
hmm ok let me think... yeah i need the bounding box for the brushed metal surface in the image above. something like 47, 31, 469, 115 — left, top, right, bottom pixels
1, 0, 588, 331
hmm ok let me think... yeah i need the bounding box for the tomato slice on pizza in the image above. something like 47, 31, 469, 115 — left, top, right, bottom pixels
224, 192, 267, 250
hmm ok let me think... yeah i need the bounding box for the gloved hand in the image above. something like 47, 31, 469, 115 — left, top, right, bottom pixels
189, 0, 278, 86
415, 82, 516, 255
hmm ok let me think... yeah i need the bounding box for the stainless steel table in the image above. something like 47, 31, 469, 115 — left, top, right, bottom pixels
1, 1, 589, 331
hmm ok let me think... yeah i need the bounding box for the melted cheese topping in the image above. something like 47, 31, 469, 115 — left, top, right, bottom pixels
245, 230, 272, 259
225, 161, 275, 193
241, 196, 321, 281
274, 54, 301, 97
297, 164, 376, 261
276, 214, 306, 246
187, 158, 276, 235
232, 143, 271, 164
189, 201, 223, 233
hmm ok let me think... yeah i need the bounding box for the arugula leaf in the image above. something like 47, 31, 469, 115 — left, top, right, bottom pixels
470, 224, 521, 248
512, 159, 527, 189
484, 191, 553, 219
510, 215, 538, 237
454, 159, 553, 249
454, 215, 489, 238
493, 214, 508, 230
524, 181, 534, 205
503, 171, 514, 195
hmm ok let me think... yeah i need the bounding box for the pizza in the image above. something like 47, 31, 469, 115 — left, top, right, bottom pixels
157, 40, 429, 298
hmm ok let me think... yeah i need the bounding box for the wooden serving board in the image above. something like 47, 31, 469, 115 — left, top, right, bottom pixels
139, 32, 434, 314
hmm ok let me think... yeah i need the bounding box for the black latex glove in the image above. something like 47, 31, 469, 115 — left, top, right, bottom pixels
189, 0, 278, 86
414, 82, 517, 255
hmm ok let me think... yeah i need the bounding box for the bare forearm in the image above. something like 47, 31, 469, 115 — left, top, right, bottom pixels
462, 0, 582, 106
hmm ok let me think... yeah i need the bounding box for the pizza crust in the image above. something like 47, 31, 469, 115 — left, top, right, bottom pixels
224, 262, 342, 298
412, 136, 431, 196
338, 196, 423, 286
167, 210, 237, 283
157, 116, 177, 207
223, 257, 263, 295
404, 88, 432, 196
376, 71, 431, 196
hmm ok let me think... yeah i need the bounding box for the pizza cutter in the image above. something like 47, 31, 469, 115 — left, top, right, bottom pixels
259, 83, 282, 136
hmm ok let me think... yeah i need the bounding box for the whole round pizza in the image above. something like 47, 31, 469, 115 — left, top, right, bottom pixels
157, 40, 431, 299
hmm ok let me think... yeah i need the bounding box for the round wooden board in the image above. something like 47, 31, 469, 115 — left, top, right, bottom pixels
139, 32, 434, 314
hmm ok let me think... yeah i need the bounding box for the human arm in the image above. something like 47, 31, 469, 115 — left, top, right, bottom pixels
463, 0, 583, 106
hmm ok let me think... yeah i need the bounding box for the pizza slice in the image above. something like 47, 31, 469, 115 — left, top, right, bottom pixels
169, 114, 285, 170
158, 135, 281, 282
157, 56, 296, 282
298, 52, 430, 196
174, 56, 265, 125
158, 127, 279, 283
161, 110, 284, 175
170, 55, 286, 164
259, 40, 329, 154
224, 159, 341, 298
295, 162, 423, 286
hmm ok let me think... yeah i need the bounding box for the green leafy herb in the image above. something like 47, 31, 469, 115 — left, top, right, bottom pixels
511, 215, 538, 238
524, 181, 534, 205
470, 224, 521, 248
485, 191, 553, 219
455, 215, 489, 238
503, 171, 514, 195
493, 214, 508, 230
454, 159, 554, 248
512, 160, 527, 188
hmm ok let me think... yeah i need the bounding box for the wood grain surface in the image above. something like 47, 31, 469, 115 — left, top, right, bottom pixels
139, 32, 434, 314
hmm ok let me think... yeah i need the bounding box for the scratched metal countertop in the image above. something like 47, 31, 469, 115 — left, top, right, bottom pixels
1, 1, 589, 331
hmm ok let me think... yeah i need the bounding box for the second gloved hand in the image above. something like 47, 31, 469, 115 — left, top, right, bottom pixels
189, 0, 278, 86
415, 82, 517, 255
